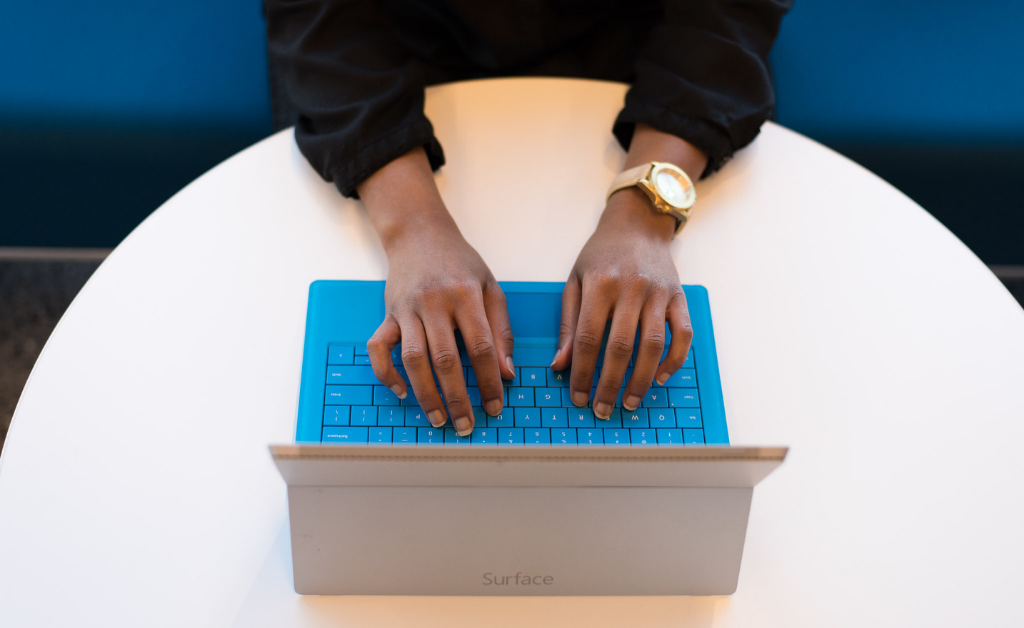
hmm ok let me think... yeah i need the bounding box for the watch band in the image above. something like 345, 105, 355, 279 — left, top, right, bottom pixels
606, 163, 655, 201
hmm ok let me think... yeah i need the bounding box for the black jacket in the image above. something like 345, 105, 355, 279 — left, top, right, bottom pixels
266, 0, 791, 197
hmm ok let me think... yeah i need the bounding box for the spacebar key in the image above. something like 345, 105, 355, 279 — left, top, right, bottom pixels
512, 345, 558, 367
326, 365, 380, 385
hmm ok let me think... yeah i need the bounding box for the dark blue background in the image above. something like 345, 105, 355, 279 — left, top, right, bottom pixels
2, 1, 1021, 262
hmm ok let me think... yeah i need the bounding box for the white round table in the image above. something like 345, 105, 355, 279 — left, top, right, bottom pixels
2, 78, 1023, 627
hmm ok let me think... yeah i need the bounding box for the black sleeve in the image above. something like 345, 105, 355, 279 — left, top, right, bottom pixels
266, 0, 444, 198
613, 0, 792, 177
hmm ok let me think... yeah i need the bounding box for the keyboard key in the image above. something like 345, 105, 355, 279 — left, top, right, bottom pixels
547, 369, 570, 387
393, 427, 417, 444
355, 344, 369, 356
323, 406, 350, 426
577, 429, 604, 446
657, 368, 697, 388
596, 408, 623, 428
683, 428, 705, 445
400, 386, 419, 406
405, 407, 432, 427
377, 407, 404, 426
648, 408, 675, 428
656, 428, 684, 445
604, 429, 631, 446
520, 367, 545, 386
641, 388, 668, 407
327, 344, 354, 365
561, 388, 579, 407
622, 408, 649, 428
630, 429, 657, 446
525, 428, 550, 446
369, 427, 392, 443
322, 426, 368, 444
350, 406, 377, 426
472, 407, 488, 427
668, 388, 700, 407
551, 428, 577, 445
472, 427, 497, 446
683, 349, 694, 368
541, 407, 568, 427
508, 387, 534, 406
498, 367, 521, 387
325, 385, 373, 405
465, 387, 482, 407
418, 427, 445, 444
354, 355, 372, 365
486, 408, 514, 427
444, 428, 472, 446
567, 407, 596, 428
498, 428, 524, 445
675, 408, 702, 429
512, 345, 557, 367
326, 365, 380, 386
535, 388, 561, 407
373, 385, 401, 406
514, 407, 541, 427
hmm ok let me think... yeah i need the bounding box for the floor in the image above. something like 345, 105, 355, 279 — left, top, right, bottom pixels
1, 259, 1023, 454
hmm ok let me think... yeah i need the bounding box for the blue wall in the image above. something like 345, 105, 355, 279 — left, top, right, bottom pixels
772, 0, 1024, 141
0, 0, 270, 127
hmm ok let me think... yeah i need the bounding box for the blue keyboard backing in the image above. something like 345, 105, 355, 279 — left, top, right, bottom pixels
296, 281, 729, 447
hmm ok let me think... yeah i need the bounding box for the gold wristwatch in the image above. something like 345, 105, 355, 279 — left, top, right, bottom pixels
606, 161, 696, 235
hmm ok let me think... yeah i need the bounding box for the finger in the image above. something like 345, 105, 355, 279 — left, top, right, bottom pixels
569, 278, 613, 411
422, 311, 474, 436
655, 290, 693, 384
367, 314, 407, 399
593, 292, 643, 418
399, 315, 448, 428
552, 276, 581, 372
623, 294, 669, 410
454, 289, 504, 416
482, 281, 516, 380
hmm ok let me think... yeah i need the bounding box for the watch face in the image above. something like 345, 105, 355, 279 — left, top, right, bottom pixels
652, 164, 696, 209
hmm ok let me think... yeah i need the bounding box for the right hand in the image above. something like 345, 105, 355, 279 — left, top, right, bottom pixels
359, 148, 514, 437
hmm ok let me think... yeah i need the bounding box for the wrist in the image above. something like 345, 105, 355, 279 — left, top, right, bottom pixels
378, 206, 461, 256
600, 187, 676, 244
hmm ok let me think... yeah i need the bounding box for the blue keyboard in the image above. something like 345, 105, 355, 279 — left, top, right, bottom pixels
320, 338, 705, 446
296, 281, 728, 447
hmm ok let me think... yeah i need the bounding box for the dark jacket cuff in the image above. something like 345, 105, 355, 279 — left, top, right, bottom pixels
313, 118, 445, 199
613, 99, 739, 179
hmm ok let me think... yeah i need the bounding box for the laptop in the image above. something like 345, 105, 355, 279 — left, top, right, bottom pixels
271, 280, 786, 595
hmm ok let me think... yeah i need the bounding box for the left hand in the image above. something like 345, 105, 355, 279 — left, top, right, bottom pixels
550, 187, 693, 419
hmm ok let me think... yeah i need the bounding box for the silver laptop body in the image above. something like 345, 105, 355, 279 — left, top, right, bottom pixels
271, 444, 786, 596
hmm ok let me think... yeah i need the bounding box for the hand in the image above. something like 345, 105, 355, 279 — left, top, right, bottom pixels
358, 148, 514, 437
551, 188, 693, 418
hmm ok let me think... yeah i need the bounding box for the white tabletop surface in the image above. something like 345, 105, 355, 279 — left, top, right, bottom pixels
2, 78, 1023, 627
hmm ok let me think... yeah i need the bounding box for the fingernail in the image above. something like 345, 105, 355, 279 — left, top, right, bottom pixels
428, 410, 446, 428
454, 415, 473, 436
485, 399, 503, 416
549, 348, 560, 368
623, 395, 640, 411
390, 384, 407, 399
594, 401, 612, 419
572, 391, 589, 407
505, 356, 515, 373
656, 373, 669, 385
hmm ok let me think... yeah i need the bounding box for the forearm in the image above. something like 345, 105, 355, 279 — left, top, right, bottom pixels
356, 147, 460, 254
